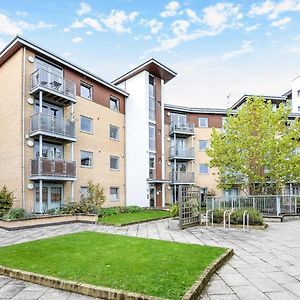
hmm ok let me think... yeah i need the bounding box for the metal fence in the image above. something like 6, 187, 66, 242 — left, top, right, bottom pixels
206, 195, 300, 216
178, 186, 201, 229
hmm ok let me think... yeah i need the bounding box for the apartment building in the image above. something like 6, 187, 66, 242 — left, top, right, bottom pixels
0, 36, 128, 213
1, 36, 300, 212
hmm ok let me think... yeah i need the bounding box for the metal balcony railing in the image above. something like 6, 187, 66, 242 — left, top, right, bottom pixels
169, 121, 194, 135
170, 172, 195, 184
31, 158, 76, 178
169, 146, 195, 159
30, 69, 76, 100
30, 112, 76, 140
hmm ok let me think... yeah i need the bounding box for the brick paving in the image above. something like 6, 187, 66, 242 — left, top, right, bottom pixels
0, 219, 299, 299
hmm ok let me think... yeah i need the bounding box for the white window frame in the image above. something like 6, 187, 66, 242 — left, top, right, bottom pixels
199, 117, 208, 128
80, 115, 93, 134
110, 97, 120, 112
110, 187, 120, 202
109, 125, 119, 141
80, 186, 88, 199
80, 82, 92, 100
199, 163, 209, 174
149, 154, 156, 179
110, 155, 119, 171
199, 140, 209, 151
149, 124, 156, 152
80, 150, 93, 168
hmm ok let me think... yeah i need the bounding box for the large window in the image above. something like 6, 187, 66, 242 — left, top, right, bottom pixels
110, 187, 119, 202
149, 75, 155, 122
110, 156, 119, 170
110, 97, 120, 111
149, 155, 156, 179
80, 83, 92, 100
80, 116, 93, 133
199, 117, 208, 128
199, 140, 209, 151
171, 113, 186, 126
109, 125, 119, 140
149, 124, 156, 152
34, 142, 63, 160
80, 151, 93, 167
199, 163, 209, 174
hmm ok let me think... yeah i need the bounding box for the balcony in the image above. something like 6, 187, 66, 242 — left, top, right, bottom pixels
169, 146, 195, 160
169, 121, 194, 136
30, 158, 76, 181
30, 112, 76, 143
170, 172, 195, 184
30, 69, 76, 105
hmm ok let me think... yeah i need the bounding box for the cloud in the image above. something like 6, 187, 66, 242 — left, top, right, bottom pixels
140, 18, 163, 34
249, 0, 300, 19
0, 13, 22, 35
86, 30, 93, 35
185, 9, 200, 23
71, 36, 83, 43
271, 16, 291, 27
171, 20, 190, 36
221, 40, 254, 60
160, 1, 180, 17
202, 2, 243, 29
102, 10, 139, 33
76, 2, 91, 16
16, 11, 28, 17
70, 18, 105, 31
245, 24, 260, 32
18, 21, 53, 30
0, 38, 6, 50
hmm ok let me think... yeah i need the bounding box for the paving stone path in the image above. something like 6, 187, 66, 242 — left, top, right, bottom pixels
0, 219, 299, 299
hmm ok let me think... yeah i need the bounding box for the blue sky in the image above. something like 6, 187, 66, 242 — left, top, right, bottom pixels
1, 0, 300, 107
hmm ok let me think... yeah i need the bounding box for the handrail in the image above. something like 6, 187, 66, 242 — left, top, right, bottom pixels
205, 210, 213, 227
243, 211, 249, 230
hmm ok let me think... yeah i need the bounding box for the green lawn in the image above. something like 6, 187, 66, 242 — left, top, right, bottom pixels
99, 210, 170, 225
0, 232, 226, 299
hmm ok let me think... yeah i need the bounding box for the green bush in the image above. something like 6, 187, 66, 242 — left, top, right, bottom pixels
98, 206, 143, 217
60, 200, 96, 215
82, 181, 106, 208
0, 186, 15, 218
170, 203, 179, 218
210, 208, 264, 226
47, 208, 62, 215
2, 208, 32, 221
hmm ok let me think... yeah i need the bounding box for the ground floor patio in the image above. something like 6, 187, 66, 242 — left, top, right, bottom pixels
0, 219, 299, 299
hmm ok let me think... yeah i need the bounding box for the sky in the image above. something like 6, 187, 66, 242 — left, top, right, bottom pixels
1, 0, 300, 108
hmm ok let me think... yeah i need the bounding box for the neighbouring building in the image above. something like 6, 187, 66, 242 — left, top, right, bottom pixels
1, 36, 300, 212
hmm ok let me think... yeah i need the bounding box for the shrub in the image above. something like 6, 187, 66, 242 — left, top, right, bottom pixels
60, 200, 96, 215
210, 208, 264, 226
82, 181, 105, 208
2, 208, 31, 221
170, 203, 179, 218
0, 186, 15, 218
47, 208, 62, 215
98, 206, 143, 217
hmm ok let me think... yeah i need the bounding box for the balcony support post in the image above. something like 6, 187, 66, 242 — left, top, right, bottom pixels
71, 142, 74, 201
39, 179, 43, 214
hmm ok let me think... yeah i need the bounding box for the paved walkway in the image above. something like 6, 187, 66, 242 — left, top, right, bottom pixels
0, 219, 299, 299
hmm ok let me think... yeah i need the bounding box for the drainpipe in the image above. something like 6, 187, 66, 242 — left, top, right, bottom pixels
21, 47, 26, 210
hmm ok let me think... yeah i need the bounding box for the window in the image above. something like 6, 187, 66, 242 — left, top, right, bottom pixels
80, 83, 92, 100
149, 124, 156, 152
199, 140, 209, 151
110, 156, 119, 170
80, 116, 92, 133
80, 186, 88, 199
109, 125, 119, 140
149, 155, 156, 179
199, 163, 209, 174
149, 75, 155, 121
110, 187, 119, 201
80, 151, 93, 167
199, 117, 208, 128
171, 113, 187, 127
110, 97, 119, 111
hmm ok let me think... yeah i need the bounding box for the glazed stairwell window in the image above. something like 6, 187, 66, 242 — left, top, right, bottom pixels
149, 124, 156, 152
149, 75, 155, 122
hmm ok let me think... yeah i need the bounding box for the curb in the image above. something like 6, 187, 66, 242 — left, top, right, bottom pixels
182, 248, 234, 300
0, 248, 233, 300
98, 216, 171, 227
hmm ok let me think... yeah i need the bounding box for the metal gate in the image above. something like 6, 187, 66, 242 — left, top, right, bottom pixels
178, 185, 201, 229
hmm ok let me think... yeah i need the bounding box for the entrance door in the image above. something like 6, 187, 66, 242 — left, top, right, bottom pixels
35, 185, 63, 213
149, 186, 156, 207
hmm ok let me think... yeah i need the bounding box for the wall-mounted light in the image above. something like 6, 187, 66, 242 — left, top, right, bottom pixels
167, 112, 171, 116
27, 98, 34, 105
27, 183, 34, 190
27, 140, 34, 147
27, 56, 34, 63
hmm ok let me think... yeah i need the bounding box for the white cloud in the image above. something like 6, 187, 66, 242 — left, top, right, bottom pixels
249, 0, 300, 19
16, 11, 28, 17
140, 18, 163, 34
185, 9, 200, 23
102, 10, 139, 33
221, 40, 254, 60
71, 20, 86, 29
76, 2, 91, 16
71, 36, 83, 43
0, 13, 22, 35
18, 20, 53, 30
63, 27, 70, 32
171, 20, 190, 36
160, 1, 180, 17
202, 2, 243, 29
245, 24, 260, 32
271, 16, 291, 27
86, 30, 93, 35
70, 18, 105, 31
